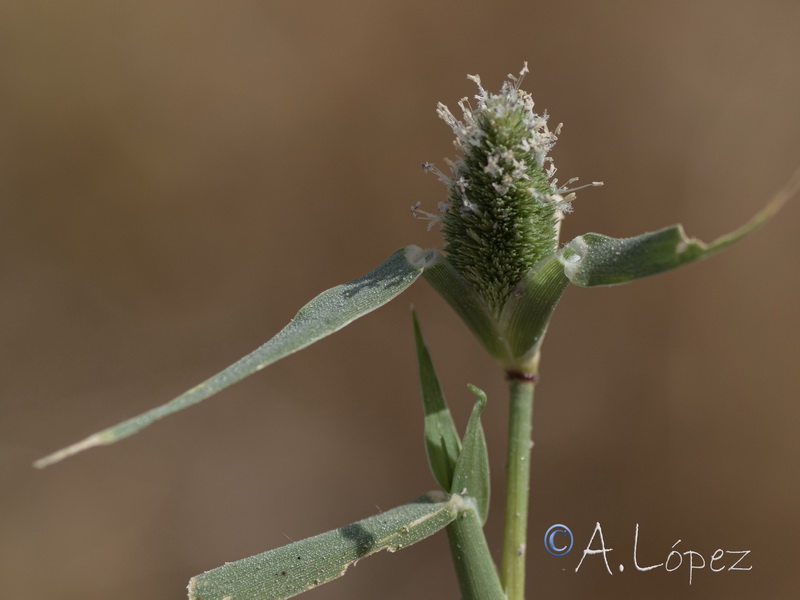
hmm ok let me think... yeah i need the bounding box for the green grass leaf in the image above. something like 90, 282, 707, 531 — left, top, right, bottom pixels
446, 400, 504, 600
35, 247, 426, 468
187, 492, 460, 600
421, 251, 508, 363
498, 256, 570, 370
560, 170, 800, 287
450, 386, 490, 525
412, 309, 461, 492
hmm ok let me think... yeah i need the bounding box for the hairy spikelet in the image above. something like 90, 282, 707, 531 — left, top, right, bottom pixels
420, 65, 591, 312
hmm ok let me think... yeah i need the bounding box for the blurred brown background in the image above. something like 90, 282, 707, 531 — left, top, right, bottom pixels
2, 1, 799, 598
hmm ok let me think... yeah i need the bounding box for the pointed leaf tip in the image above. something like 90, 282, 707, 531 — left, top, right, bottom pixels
413, 309, 461, 492
451, 385, 490, 524
560, 169, 800, 287
35, 247, 425, 467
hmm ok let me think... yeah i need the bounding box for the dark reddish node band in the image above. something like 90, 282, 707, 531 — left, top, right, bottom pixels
505, 371, 538, 383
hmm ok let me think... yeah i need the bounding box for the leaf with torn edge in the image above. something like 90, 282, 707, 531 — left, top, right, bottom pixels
187, 492, 461, 600
35, 246, 428, 468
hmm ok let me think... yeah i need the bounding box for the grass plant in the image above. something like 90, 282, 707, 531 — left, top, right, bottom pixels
35, 65, 799, 600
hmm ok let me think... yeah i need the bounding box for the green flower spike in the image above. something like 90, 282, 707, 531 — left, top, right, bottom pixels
417, 65, 799, 375
418, 63, 601, 312
417, 64, 602, 374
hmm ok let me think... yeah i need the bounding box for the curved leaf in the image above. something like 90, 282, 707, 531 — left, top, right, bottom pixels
35, 247, 426, 468
412, 309, 461, 492
499, 256, 570, 370
560, 170, 800, 287
450, 386, 490, 525
421, 251, 509, 363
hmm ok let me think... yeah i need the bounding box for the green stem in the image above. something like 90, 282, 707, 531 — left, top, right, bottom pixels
501, 377, 536, 599
446, 502, 506, 600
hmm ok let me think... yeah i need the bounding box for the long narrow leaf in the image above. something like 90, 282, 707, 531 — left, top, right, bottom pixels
412, 309, 461, 492
446, 393, 503, 600
187, 492, 460, 600
560, 171, 800, 287
35, 247, 426, 468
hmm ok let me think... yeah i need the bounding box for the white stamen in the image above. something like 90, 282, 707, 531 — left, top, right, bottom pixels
410, 201, 442, 230
561, 181, 604, 194
507, 62, 530, 90
422, 162, 453, 185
